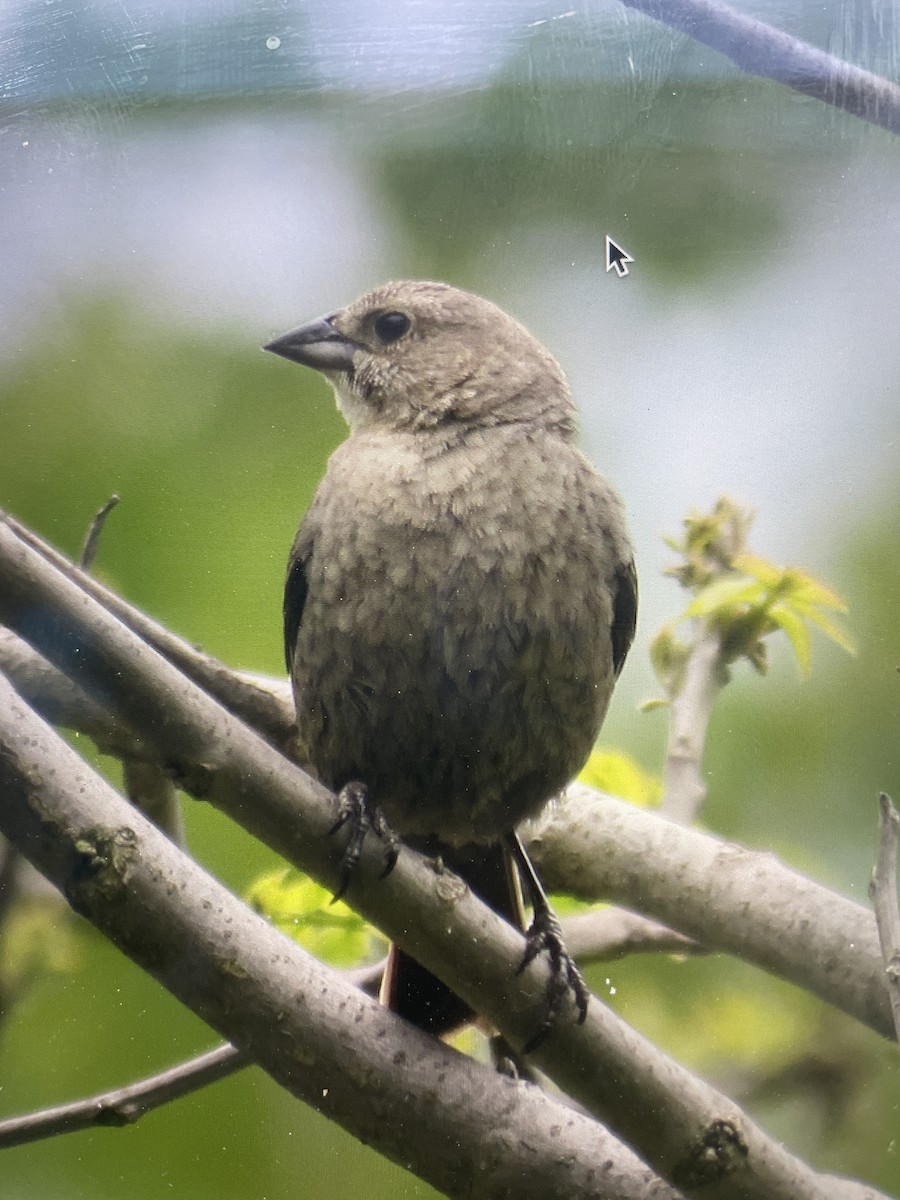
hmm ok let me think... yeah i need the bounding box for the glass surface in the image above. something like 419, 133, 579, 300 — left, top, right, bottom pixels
1, 2, 898, 1196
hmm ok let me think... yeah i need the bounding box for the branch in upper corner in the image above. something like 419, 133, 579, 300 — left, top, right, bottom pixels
620, 0, 900, 137
870, 793, 900, 1044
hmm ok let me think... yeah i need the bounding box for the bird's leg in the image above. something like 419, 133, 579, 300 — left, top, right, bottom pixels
490, 1034, 540, 1083
330, 780, 400, 901
505, 832, 591, 1052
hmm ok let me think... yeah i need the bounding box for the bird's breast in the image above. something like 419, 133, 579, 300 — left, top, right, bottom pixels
292, 430, 619, 843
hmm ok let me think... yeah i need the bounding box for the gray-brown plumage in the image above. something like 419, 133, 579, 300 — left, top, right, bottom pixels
265, 280, 636, 1036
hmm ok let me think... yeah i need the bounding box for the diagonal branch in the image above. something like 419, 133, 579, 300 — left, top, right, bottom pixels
0, 516, 891, 1035
0, 903, 691, 1153
4, 515, 296, 748
0, 681, 677, 1200
0, 515, 888, 1200
530, 784, 894, 1040
621, 0, 900, 136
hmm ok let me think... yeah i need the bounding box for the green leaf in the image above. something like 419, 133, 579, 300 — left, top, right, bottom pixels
801, 605, 857, 654
0, 897, 79, 997
650, 625, 689, 692
247, 868, 381, 967
732, 552, 782, 589
660, 499, 854, 690
768, 602, 812, 675
578, 749, 662, 807
684, 575, 764, 618
783, 572, 849, 613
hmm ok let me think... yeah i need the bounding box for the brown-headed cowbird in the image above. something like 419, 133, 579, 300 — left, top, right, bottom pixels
265, 281, 636, 1042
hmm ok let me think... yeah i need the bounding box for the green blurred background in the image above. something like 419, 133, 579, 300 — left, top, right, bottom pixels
1, 0, 899, 1195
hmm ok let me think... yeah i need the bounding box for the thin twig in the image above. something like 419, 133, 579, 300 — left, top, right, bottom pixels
78, 494, 120, 571
0, 963, 383, 1151
869, 793, 900, 1044
563, 907, 702, 964
0, 1045, 247, 1149
660, 625, 725, 823
621, 0, 900, 137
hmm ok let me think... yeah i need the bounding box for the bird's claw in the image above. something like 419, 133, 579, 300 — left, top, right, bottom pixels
330, 780, 399, 901
516, 903, 590, 1053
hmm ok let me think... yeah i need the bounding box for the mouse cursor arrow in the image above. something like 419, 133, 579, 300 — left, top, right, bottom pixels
605, 235, 634, 278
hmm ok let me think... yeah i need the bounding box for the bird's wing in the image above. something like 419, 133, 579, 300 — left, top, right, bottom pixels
611, 557, 638, 678
283, 530, 313, 673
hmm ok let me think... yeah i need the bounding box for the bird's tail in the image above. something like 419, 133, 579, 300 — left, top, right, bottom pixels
379, 840, 525, 1035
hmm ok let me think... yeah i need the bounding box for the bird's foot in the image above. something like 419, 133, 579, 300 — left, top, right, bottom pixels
516, 901, 590, 1053
503, 832, 591, 1052
330, 780, 400, 901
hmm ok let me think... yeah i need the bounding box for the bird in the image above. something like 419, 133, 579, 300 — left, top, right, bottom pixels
264, 280, 636, 1045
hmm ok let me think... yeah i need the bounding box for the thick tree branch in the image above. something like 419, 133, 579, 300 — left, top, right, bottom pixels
0, 517, 890, 1036
0, 516, 886, 1200
530, 785, 892, 1040
0, 682, 678, 1200
4, 515, 296, 748
0, 627, 292, 763
621, 0, 900, 137
0, 629, 147, 759
870, 793, 900, 1043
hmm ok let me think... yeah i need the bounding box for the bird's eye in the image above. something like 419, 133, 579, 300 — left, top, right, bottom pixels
373, 311, 411, 344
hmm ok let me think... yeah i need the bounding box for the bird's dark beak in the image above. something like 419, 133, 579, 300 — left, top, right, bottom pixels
263, 316, 357, 372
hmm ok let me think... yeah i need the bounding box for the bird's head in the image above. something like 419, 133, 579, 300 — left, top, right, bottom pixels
264, 280, 576, 438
